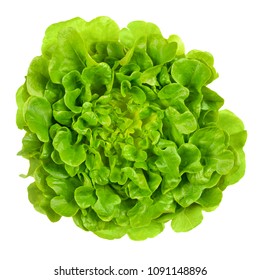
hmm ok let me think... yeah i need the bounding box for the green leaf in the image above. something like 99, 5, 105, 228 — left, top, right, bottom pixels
84, 16, 120, 46
121, 144, 147, 162
42, 159, 69, 179
16, 85, 30, 129
207, 150, 235, 175
26, 56, 49, 96
28, 183, 61, 222
50, 196, 79, 217
64, 88, 82, 114
201, 86, 224, 110
165, 106, 197, 134
173, 180, 203, 208
147, 35, 177, 64
140, 65, 162, 86
44, 81, 63, 104
127, 198, 153, 227
189, 127, 227, 156
49, 27, 86, 83
158, 66, 171, 86
178, 143, 203, 174
128, 221, 164, 241
186, 50, 218, 83
130, 86, 146, 104
220, 148, 246, 187
187, 170, 221, 188
168, 34, 185, 57
52, 99, 75, 126
17, 132, 42, 159
107, 42, 125, 59
53, 128, 86, 167
158, 83, 189, 111
89, 166, 110, 185
119, 20, 161, 49
123, 167, 152, 199
74, 186, 96, 209
171, 204, 203, 232
155, 146, 181, 175
197, 187, 223, 211
171, 58, 212, 90
81, 63, 112, 91
62, 70, 83, 91
93, 186, 121, 221
46, 176, 79, 200
81, 209, 127, 240
110, 166, 128, 185
23, 96, 52, 142
218, 109, 245, 136
42, 17, 88, 58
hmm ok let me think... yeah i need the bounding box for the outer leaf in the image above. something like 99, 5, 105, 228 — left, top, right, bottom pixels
220, 148, 246, 188
42, 17, 88, 58
49, 28, 87, 83
171, 204, 203, 232
218, 109, 245, 136
28, 183, 61, 222
127, 198, 153, 227
74, 186, 96, 209
93, 186, 121, 221
26, 56, 49, 96
128, 221, 164, 241
46, 176, 79, 200
171, 58, 212, 90
186, 50, 218, 83
165, 106, 197, 134
119, 20, 161, 49
201, 87, 224, 110
16, 85, 30, 129
81, 209, 127, 240
42, 159, 69, 179
23, 96, 52, 142
178, 143, 203, 174
155, 146, 181, 175
17, 132, 42, 159
84, 16, 120, 46
189, 127, 227, 156
147, 35, 177, 65
123, 167, 152, 199
173, 181, 203, 208
197, 187, 223, 211
168, 34, 185, 57
50, 196, 79, 217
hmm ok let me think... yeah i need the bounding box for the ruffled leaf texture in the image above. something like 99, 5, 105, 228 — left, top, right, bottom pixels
16, 16, 247, 240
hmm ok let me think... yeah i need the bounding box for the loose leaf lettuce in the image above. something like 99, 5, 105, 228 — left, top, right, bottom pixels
16, 16, 247, 240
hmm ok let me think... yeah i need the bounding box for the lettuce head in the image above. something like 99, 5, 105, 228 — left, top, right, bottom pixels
16, 16, 247, 240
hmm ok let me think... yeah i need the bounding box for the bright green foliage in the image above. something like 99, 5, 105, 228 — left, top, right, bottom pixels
16, 16, 247, 240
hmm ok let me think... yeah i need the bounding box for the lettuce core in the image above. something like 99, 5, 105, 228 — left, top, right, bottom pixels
16, 16, 247, 240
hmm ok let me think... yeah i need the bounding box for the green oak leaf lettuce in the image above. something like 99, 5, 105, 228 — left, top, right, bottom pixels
16, 16, 247, 240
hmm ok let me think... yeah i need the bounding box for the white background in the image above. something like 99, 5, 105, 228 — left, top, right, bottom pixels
1, 0, 259, 279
